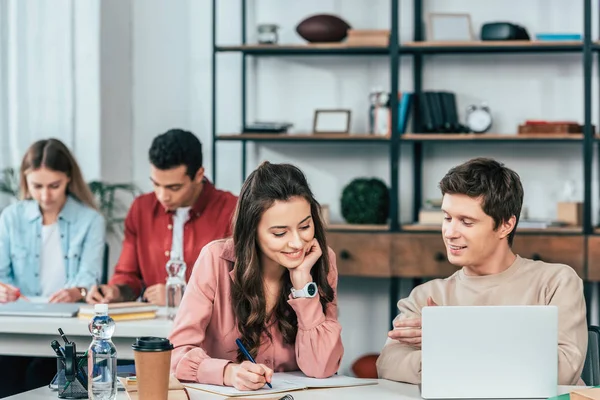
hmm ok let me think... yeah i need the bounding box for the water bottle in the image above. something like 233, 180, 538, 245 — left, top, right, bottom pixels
87, 304, 117, 400
166, 253, 187, 320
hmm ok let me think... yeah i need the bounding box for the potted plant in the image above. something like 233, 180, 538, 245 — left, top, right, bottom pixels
340, 177, 390, 224
0, 167, 19, 209
88, 181, 141, 240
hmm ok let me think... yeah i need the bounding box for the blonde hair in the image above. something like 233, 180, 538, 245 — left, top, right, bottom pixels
19, 138, 98, 210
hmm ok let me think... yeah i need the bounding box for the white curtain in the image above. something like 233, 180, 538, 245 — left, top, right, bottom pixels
0, 0, 78, 170
0, 0, 100, 183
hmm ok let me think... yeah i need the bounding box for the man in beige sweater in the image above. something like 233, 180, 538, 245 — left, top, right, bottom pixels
376, 158, 588, 386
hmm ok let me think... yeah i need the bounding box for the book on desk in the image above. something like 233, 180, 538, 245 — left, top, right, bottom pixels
78, 302, 159, 321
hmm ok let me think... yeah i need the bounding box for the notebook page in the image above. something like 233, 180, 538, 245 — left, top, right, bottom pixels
184, 378, 305, 397
274, 371, 379, 388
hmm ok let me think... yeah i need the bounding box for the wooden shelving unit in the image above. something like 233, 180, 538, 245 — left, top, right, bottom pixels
211, 0, 599, 292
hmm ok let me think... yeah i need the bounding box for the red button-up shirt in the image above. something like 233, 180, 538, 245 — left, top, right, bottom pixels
109, 180, 238, 297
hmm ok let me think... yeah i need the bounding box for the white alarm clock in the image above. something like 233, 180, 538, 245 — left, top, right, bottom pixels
465, 103, 492, 133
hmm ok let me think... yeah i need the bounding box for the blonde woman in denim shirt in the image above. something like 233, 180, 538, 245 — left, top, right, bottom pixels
0, 138, 105, 304
0, 139, 105, 396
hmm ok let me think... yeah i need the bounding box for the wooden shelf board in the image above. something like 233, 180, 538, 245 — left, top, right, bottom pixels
402, 224, 582, 234
326, 223, 390, 232
218, 43, 389, 50
402, 133, 584, 141
217, 133, 390, 141
216, 44, 390, 56
402, 40, 582, 48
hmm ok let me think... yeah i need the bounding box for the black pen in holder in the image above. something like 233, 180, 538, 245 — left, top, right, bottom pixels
55, 342, 88, 399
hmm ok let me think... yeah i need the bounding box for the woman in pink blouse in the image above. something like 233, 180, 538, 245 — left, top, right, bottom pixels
169, 161, 344, 391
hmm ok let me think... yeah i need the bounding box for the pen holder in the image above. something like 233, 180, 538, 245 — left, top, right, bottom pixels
55, 345, 88, 399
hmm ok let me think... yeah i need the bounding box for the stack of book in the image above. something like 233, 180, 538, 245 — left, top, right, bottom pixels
119, 375, 188, 400
78, 302, 159, 321
418, 199, 444, 226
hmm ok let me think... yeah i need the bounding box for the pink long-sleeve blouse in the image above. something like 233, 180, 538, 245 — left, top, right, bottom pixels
169, 238, 344, 385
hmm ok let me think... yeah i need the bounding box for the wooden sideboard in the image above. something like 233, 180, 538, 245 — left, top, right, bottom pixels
327, 232, 592, 280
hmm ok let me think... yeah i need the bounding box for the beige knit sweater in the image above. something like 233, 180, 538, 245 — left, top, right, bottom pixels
376, 255, 588, 386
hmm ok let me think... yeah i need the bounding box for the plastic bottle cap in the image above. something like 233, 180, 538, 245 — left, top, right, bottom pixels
95, 303, 108, 313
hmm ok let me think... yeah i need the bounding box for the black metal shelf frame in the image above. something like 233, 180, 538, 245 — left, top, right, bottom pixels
211, 1, 597, 323
211, 0, 403, 233
211, 0, 597, 235
408, 0, 596, 236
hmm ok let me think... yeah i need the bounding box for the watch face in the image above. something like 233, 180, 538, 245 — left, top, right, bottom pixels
307, 283, 317, 296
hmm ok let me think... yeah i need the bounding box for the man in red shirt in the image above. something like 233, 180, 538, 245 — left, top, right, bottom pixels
86, 129, 237, 305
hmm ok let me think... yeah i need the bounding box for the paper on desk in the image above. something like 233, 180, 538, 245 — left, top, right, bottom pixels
184, 378, 305, 397
273, 371, 378, 388
183, 371, 378, 397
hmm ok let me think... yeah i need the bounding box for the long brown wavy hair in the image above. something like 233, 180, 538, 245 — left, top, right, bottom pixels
231, 161, 334, 361
19, 138, 98, 210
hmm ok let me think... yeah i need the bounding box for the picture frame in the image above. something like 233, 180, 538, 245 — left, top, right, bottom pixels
427, 13, 474, 42
313, 109, 351, 134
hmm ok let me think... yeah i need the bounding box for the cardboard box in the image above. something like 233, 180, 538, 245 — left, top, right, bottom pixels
346, 29, 390, 46
571, 387, 600, 400
557, 202, 583, 226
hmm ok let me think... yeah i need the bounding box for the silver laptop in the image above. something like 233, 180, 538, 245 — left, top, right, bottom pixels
421, 305, 558, 399
0, 302, 80, 318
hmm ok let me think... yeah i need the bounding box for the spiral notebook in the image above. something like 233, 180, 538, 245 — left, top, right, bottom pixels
183, 371, 378, 397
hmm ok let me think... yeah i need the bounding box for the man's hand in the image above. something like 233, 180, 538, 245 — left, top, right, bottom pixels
86, 284, 121, 304
143, 284, 166, 306
387, 297, 438, 349
49, 288, 82, 303
223, 361, 273, 391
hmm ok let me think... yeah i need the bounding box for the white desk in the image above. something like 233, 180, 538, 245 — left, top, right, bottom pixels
3, 383, 581, 400
0, 313, 172, 360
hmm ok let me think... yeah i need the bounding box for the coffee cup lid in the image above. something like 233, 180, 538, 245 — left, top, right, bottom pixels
131, 337, 174, 352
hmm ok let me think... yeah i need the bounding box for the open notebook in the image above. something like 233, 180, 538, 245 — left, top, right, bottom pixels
183, 371, 378, 397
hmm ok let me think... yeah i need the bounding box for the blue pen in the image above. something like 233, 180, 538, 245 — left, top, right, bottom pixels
235, 338, 272, 389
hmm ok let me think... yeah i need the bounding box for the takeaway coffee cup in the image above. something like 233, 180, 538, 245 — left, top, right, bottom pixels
132, 337, 174, 400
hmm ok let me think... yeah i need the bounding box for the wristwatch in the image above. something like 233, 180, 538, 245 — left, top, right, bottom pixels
291, 282, 318, 299
78, 287, 88, 300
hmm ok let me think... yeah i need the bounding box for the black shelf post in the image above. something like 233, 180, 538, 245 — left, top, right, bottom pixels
389, 0, 401, 328
412, 0, 424, 224
211, 0, 218, 185
390, 0, 400, 233
584, 0, 593, 236
241, 0, 248, 182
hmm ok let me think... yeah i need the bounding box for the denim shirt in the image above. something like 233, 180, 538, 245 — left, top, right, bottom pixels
0, 196, 106, 296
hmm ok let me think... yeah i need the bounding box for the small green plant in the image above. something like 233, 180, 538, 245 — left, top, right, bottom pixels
341, 177, 390, 224
0, 167, 19, 199
88, 181, 141, 238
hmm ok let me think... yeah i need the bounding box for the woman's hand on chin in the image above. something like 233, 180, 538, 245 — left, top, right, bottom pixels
289, 238, 321, 289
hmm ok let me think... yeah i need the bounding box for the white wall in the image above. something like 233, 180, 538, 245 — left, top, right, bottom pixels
104, 0, 600, 374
